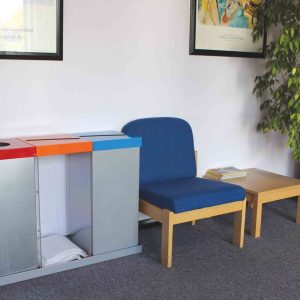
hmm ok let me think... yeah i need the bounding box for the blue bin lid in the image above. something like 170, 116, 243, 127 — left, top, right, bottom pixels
78, 131, 142, 151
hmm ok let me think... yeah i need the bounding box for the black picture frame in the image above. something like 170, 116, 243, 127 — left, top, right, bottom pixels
189, 0, 266, 58
0, 0, 63, 61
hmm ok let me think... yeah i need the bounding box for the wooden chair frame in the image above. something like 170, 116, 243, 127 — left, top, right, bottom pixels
139, 152, 247, 268
139, 199, 246, 268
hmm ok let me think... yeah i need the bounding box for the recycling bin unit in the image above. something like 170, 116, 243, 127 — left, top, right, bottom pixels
0, 132, 142, 287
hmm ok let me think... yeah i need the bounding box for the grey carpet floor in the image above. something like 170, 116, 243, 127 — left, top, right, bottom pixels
1, 199, 300, 300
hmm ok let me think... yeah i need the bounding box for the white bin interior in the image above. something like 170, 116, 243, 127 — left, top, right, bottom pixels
37, 155, 91, 267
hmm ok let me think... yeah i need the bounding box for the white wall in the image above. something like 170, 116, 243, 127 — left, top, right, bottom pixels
0, 1, 294, 232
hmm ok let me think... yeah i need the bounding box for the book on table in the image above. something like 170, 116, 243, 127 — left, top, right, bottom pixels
205, 167, 247, 180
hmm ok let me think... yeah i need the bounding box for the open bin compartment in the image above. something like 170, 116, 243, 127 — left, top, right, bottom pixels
19, 134, 93, 268
0, 139, 38, 277
69, 131, 142, 256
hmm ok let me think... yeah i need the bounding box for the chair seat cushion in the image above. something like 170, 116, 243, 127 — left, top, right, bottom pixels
140, 177, 245, 213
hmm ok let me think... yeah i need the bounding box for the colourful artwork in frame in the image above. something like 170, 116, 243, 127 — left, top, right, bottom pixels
190, 0, 266, 58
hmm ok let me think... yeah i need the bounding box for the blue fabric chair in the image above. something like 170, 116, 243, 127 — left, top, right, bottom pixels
123, 117, 246, 268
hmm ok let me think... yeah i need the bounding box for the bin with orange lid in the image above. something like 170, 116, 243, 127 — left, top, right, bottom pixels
18, 134, 92, 157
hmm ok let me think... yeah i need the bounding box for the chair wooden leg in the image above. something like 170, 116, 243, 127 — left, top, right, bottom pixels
233, 200, 246, 248
161, 209, 174, 268
192, 220, 196, 226
297, 196, 300, 224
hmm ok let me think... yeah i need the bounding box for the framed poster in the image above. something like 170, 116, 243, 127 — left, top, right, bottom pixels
189, 0, 266, 58
0, 0, 63, 60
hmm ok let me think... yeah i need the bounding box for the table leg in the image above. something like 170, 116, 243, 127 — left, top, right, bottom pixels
246, 193, 253, 209
297, 196, 300, 225
251, 195, 263, 239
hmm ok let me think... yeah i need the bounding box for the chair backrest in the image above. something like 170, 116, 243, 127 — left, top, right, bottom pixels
122, 117, 196, 184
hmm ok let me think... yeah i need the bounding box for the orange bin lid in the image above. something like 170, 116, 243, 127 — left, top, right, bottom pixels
18, 134, 92, 157
0, 138, 36, 160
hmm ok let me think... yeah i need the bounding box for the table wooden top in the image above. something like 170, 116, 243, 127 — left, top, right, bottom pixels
223, 168, 300, 195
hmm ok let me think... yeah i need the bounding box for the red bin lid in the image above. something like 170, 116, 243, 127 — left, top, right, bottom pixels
0, 138, 36, 160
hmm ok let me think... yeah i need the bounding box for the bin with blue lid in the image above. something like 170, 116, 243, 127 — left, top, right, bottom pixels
67, 131, 142, 257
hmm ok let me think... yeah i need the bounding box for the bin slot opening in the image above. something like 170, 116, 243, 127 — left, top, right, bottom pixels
0, 142, 10, 147
26, 138, 81, 142
79, 134, 125, 138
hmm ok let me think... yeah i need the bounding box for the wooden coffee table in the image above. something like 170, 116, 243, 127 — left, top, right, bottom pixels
206, 168, 300, 238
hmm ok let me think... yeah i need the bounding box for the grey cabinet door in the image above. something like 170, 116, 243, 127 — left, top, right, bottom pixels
0, 158, 38, 277
92, 148, 139, 255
